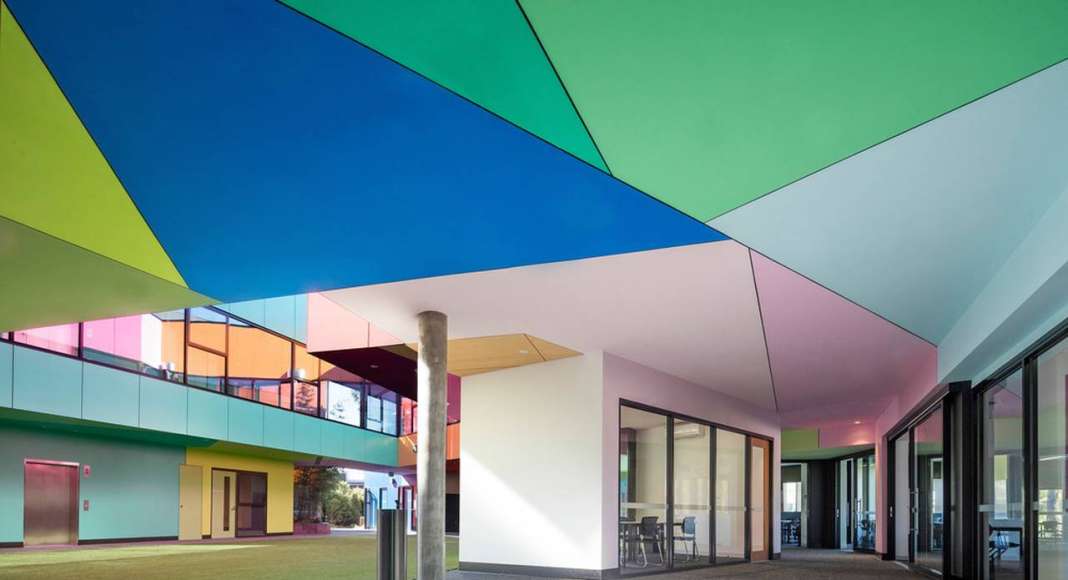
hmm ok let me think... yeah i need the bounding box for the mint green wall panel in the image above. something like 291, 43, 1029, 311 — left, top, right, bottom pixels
320, 420, 346, 459
262, 406, 294, 451
218, 300, 266, 326
139, 376, 187, 433
364, 431, 398, 466
293, 413, 321, 455
264, 295, 296, 339
82, 364, 139, 427
294, 294, 308, 343
342, 427, 366, 461
12, 345, 81, 418
0, 342, 12, 408
187, 388, 228, 439
227, 398, 263, 446
0, 424, 183, 543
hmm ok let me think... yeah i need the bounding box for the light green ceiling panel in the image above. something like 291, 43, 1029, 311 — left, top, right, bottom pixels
0, 3, 186, 286
0, 216, 211, 332
521, 0, 1068, 220
281, 0, 607, 171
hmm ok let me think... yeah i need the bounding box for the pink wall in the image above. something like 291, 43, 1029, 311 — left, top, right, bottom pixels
601, 352, 782, 564
307, 292, 399, 352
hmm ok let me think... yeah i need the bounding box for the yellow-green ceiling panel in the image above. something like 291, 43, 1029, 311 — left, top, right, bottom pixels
0, 2, 186, 286
0, 215, 211, 333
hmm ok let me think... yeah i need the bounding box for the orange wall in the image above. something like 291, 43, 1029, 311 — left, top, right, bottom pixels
398, 422, 460, 467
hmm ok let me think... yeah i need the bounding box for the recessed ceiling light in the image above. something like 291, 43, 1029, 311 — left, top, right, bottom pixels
370, 364, 379, 369
518, 349, 529, 355
853, 420, 862, 425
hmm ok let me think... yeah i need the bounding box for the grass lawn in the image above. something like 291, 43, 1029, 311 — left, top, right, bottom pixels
0, 535, 458, 579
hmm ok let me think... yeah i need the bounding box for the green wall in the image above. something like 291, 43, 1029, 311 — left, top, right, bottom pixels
0, 423, 184, 543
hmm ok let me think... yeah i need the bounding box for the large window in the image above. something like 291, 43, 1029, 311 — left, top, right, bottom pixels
715, 429, 747, 563
188, 307, 227, 392
82, 310, 186, 381
227, 317, 291, 406
3, 306, 407, 438
979, 369, 1024, 579
619, 406, 669, 572
13, 323, 78, 356
1037, 337, 1068, 580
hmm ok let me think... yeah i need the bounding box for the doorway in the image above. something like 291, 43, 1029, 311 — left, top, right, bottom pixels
23, 460, 79, 546
235, 472, 267, 537
750, 437, 772, 561
179, 464, 203, 541
211, 470, 236, 538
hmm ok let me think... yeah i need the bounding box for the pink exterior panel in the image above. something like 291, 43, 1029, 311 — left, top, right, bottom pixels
307, 292, 399, 352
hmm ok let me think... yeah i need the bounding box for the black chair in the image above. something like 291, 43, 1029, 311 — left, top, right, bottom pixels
639, 516, 665, 566
620, 522, 644, 567
673, 516, 698, 560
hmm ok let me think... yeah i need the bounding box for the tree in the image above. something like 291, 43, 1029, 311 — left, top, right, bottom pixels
293, 466, 345, 523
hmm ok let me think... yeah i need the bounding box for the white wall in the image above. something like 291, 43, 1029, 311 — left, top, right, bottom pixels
603, 353, 783, 565
460, 353, 606, 571
460, 350, 782, 573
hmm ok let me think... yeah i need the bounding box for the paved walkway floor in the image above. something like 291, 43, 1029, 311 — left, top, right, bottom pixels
449, 549, 923, 579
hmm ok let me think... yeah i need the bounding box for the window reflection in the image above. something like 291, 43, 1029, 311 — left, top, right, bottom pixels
227, 318, 290, 404
1037, 339, 1068, 580
980, 370, 1024, 580
13, 323, 79, 356
82, 310, 185, 380
325, 381, 362, 426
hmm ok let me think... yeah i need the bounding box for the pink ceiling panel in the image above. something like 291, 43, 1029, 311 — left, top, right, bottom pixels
753, 252, 936, 426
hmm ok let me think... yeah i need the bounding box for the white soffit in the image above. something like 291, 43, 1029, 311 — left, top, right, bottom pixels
324, 241, 776, 409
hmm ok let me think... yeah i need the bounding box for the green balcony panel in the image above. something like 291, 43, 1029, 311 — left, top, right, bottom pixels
139, 376, 187, 434
187, 388, 228, 440
262, 405, 294, 451
342, 427, 366, 461
12, 345, 81, 418
364, 431, 398, 466
82, 364, 139, 427
320, 420, 346, 459
293, 413, 322, 456
0, 342, 12, 408
227, 398, 264, 446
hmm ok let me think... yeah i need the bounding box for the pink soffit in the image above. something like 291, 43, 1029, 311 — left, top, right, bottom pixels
752, 252, 936, 423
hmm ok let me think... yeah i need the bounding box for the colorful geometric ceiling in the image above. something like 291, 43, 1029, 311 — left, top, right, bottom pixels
2, 0, 1068, 433
322, 241, 936, 426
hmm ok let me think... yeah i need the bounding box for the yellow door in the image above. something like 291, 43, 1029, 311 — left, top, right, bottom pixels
179, 465, 203, 541
211, 470, 237, 539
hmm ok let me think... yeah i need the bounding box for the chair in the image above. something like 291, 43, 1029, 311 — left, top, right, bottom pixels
639, 516, 665, 566
673, 516, 698, 560
620, 523, 646, 567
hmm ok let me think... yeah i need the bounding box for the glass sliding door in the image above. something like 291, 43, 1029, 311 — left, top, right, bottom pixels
855, 454, 877, 551
1036, 338, 1068, 580
619, 406, 669, 572
914, 407, 945, 574
672, 420, 711, 567
979, 369, 1025, 579
715, 430, 747, 564
894, 434, 912, 562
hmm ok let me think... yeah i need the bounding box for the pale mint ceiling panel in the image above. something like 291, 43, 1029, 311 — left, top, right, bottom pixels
711, 61, 1068, 343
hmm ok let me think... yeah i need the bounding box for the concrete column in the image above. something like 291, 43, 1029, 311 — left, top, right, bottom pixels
417, 311, 447, 580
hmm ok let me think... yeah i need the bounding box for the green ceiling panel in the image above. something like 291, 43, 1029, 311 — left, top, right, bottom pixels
0, 3, 186, 286
521, 0, 1068, 220
0, 215, 211, 332
281, 0, 607, 171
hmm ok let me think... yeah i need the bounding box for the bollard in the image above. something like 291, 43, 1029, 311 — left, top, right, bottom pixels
377, 508, 408, 580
